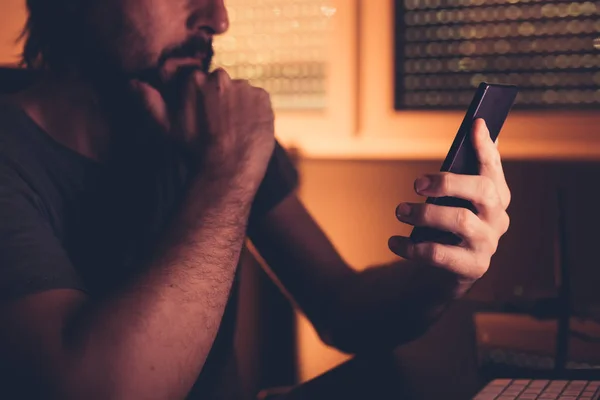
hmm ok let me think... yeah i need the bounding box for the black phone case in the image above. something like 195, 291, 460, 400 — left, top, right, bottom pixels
410, 82, 518, 245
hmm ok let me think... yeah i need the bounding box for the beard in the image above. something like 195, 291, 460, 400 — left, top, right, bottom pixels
129, 36, 215, 93
159, 36, 214, 74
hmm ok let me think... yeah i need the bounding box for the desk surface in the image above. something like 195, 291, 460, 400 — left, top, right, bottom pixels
280, 299, 486, 400
279, 354, 479, 400
279, 355, 600, 400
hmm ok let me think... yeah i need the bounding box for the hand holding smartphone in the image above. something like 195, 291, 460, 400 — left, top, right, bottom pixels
409, 82, 518, 245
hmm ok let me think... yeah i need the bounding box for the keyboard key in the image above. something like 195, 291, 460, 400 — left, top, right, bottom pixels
523, 390, 543, 395
504, 388, 523, 393
587, 382, 600, 389
473, 379, 600, 399
491, 379, 513, 385
514, 380, 531, 385
530, 380, 550, 386
544, 390, 563, 395
479, 388, 503, 394
537, 394, 558, 399
549, 381, 569, 387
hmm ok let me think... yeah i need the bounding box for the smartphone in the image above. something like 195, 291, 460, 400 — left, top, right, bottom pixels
409, 82, 519, 245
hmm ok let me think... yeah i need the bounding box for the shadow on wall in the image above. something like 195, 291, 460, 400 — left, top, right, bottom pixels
294, 157, 600, 381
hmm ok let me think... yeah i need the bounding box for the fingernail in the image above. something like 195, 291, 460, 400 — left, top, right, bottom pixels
388, 236, 409, 255
388, 236, 404, 249
396, 203, 412, 218
415, 176, 431, 193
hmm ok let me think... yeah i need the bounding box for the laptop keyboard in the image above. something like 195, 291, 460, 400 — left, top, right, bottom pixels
473, 379, 600, 400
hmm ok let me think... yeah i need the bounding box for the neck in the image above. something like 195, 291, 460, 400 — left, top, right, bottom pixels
14, 72, 127, 162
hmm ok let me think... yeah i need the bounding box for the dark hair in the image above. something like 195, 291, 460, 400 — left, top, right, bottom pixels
20, 0, 82, 71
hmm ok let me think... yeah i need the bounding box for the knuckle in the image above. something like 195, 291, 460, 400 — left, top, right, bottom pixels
456, 208, 476, 237
255, 87, 272, 105
214, 68, 232, 87
476, 253, 492, 272
417, 204, 431, 224
424, 244, 447, 266
485, 234, 499, 255
438, 173, 452, 193
470, 257, 491, 280
479, 176, 499, 207
503, 188, 512, 209
215, 67, 231, 80
498, 211, 510, 235
232, 79, 250, 92
478, 223, 501, 256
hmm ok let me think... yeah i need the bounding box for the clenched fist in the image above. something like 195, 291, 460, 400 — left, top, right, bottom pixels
131, 67, 275, 192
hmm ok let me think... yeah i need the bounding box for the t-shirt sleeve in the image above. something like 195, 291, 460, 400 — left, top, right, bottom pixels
0, 160, 86, 302
250, 140, 299, 219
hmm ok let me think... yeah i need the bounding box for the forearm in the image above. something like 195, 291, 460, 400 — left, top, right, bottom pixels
324, 260, 473, 354
62, 176, 254, 400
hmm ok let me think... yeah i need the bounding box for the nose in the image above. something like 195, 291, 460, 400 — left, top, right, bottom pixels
188, 0, 229, 35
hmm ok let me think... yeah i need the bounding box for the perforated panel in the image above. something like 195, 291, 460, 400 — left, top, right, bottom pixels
394, 0, 600, 109
213, 0, 337, 110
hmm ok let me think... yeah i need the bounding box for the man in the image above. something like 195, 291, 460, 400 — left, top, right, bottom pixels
0, 0, 511, 399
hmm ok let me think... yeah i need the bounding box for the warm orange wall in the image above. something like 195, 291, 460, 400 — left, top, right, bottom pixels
0, 0, 26, 65
295, 160, 432, 380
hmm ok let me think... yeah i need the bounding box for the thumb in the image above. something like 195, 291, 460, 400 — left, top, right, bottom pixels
129, 80, 170, 132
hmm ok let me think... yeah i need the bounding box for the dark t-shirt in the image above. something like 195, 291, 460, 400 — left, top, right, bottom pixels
0, 102, 298, 399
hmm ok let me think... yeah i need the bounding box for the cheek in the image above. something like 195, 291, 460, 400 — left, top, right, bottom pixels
126, 0, 190, 62
93, 0, 190, 71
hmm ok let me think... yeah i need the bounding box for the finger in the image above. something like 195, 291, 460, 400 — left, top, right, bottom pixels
202, 68, 232, 96
160, 57, 204, 84
388, 236, 486, 280
414, 173, 503, 217
193, 71, 207, 88
166, 70, 200, 145
129, 80, 170, 131
197, 69, 234, 144
198, 68, 232, 118
396, 202, 494, 250
471, 118, 511, 208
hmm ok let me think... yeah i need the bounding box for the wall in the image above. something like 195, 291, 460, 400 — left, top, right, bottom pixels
0, 0, 25, 65
295, 159, 600, 382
